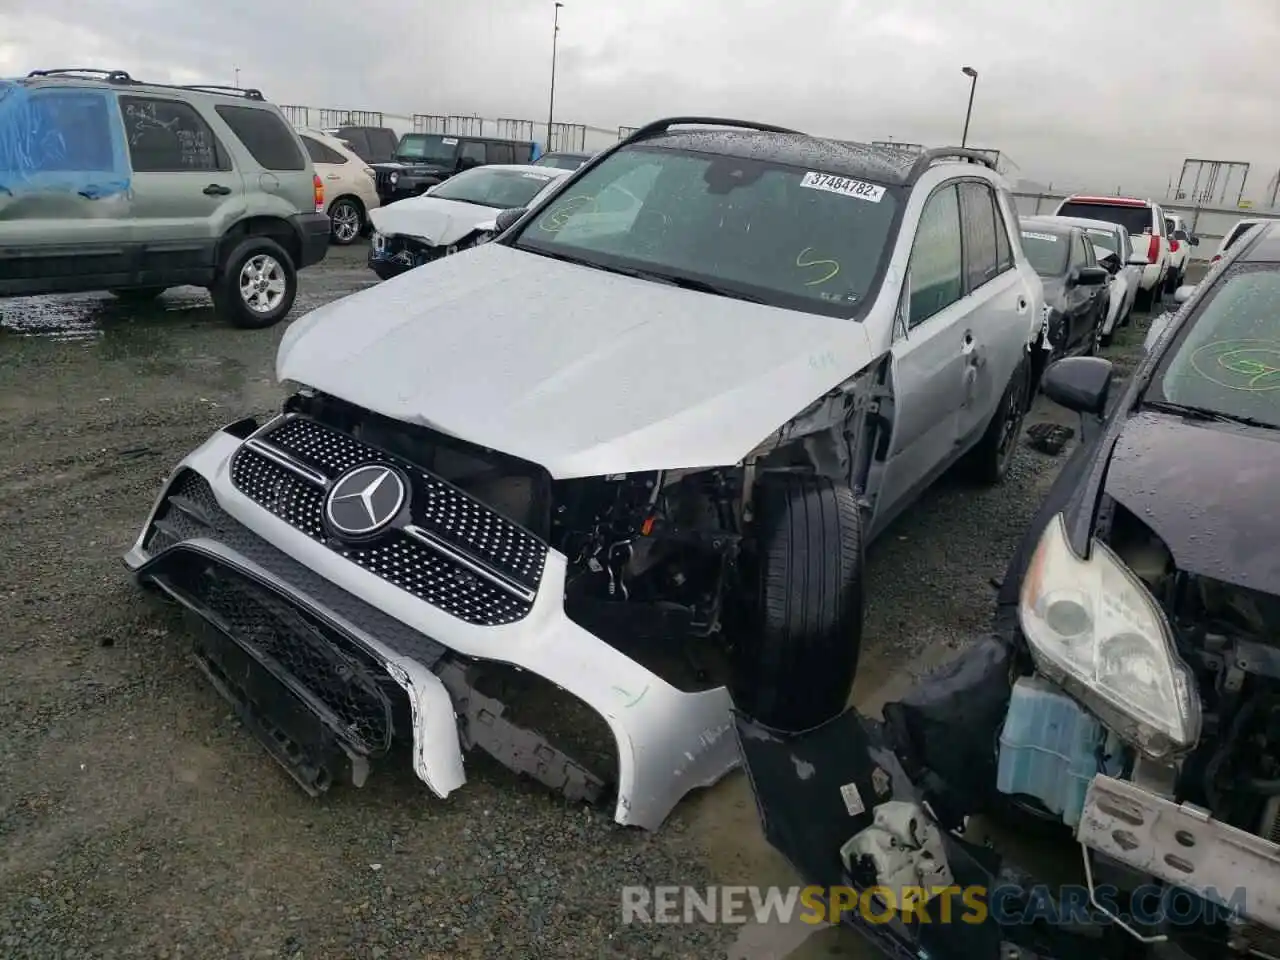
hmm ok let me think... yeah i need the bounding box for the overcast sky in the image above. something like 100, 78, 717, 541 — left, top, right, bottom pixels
3, 0, 1275, 199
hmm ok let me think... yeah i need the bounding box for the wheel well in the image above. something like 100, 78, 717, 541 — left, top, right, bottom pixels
329, 194, 365, 216
216, 217, 301, 272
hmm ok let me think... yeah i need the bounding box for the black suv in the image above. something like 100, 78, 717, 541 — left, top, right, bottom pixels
372, 133, 541, 203
327, 125, 398, 164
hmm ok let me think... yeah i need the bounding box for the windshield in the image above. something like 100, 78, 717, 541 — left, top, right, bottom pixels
509, 145, 900, 317
1020, 230, 1069, 277
1082, 226, 1120, 257
1058, 202, 1151, 238
1148, 264, 1280, 429
429, 167, 561, 208
395, 134, 458, 164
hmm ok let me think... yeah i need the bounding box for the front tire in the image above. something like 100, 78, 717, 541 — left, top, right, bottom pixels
732, 475, 863, 732
211, 237, 297, 329
328, 198, 363, 246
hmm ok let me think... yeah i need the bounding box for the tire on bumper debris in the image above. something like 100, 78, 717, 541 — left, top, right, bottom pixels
733, 474, 863, 732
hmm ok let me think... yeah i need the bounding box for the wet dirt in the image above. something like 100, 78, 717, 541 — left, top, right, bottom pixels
0, 251, 1202, 959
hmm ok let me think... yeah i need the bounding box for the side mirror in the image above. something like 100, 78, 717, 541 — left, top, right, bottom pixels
1042, 356, 1114, 417
1100, 255, 1121, 275
1190, 235, 1200, 246
1074, 266, 1108, 286
1174, 284, 1196, 304
494, 207, 528, 233
1126, 253, 1149, 266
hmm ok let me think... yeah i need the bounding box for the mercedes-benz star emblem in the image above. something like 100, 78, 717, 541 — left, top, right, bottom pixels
325, 464, 407, 537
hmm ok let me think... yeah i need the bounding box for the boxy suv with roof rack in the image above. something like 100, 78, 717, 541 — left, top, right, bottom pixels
0, 68, 330, 328
371, 133, 542, 204
123, 116, 1046, 831
1052, 194, 1170, 311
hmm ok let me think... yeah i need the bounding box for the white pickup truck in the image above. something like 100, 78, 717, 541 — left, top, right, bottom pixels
1053, 195, 1171, 311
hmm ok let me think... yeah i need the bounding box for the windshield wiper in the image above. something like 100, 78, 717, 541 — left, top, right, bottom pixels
515, 248, 766, 302
1143, 399, 1279, 431
628, 271, 766, 304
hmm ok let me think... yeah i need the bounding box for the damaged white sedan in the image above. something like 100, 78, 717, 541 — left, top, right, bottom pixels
124, 117, 1044, 830
367, 164, 569, 281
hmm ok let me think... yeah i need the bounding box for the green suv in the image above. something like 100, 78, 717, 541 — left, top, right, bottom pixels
0, 69, 331, 328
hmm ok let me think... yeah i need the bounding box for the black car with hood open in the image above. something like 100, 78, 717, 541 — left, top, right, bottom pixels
734, 222, 1280, 960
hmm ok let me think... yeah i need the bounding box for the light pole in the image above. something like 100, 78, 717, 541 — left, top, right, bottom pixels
547, 2, 564, 149
234, 67, 241, 89
960, 66, 978, 147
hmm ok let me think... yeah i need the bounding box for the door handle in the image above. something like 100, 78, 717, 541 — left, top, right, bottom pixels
203, 184, 232, 196
326, 173, 341, 180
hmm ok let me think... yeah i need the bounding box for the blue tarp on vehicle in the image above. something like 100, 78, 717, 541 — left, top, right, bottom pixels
0, 79, 131, 200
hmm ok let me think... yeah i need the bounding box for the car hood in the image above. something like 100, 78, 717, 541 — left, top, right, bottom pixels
1105, 410, 1280, 595
368, 197, 496, 246
276, 243, 877, 478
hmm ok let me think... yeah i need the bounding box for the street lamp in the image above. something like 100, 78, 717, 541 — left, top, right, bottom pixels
547, 2, 564, 149
234, 66, 240, 89
960, 66, 978, 148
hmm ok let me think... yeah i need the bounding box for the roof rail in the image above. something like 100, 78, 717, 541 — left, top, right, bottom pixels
620, 116, 804, 145
906, 147, 998, 183
27, 68, 134, 83
180, 84, 265, 101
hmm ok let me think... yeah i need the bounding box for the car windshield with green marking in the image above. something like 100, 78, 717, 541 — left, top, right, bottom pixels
1147, 263, 1280, 430
509, 145, 899, 317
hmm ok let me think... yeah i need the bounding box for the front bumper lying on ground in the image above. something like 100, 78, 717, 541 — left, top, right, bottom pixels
123, 416, 739, 830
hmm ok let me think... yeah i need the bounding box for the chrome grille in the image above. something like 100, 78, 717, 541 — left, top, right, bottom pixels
226, 415, 548, 626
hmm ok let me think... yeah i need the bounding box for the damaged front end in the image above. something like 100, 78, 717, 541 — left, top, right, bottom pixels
738, 509, 1280, 959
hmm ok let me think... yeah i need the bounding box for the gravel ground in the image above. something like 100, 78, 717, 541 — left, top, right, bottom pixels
0, 250, 1202, 960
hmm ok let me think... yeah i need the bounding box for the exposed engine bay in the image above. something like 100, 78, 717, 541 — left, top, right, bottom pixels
284, 359, 892, 697
371, 228, 491, 270
1103, 501, 1280, 847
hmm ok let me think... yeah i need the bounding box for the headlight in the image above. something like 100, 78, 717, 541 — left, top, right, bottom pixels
371, 232, 386, 252
389, 171, 399, 185
1019, 514, 1201, 758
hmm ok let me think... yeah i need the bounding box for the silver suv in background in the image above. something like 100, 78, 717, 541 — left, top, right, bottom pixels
0, 68, 331, 327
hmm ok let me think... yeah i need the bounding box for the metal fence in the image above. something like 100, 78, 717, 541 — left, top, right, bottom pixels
412, 114, 448, 134
446, 115, 485, 137
317, 109, 383, 128
548, 122, 587, 152
280, 105, 312, 127
495, 118, 536, 141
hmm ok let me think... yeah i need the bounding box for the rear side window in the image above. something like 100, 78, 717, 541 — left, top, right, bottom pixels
119, 97, 225, 172
301, 136, 348, 165
215, 105, 305, 170
5, 90, 118, 174
958, 181, 1001, 290
1057, 201, 1152, 238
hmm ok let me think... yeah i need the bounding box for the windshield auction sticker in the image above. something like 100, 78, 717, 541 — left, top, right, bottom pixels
800, 172, 885, 202
1021, 231, 1059, 242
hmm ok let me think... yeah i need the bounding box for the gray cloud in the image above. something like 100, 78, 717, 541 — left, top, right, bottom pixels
4, 0, 1277, 198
